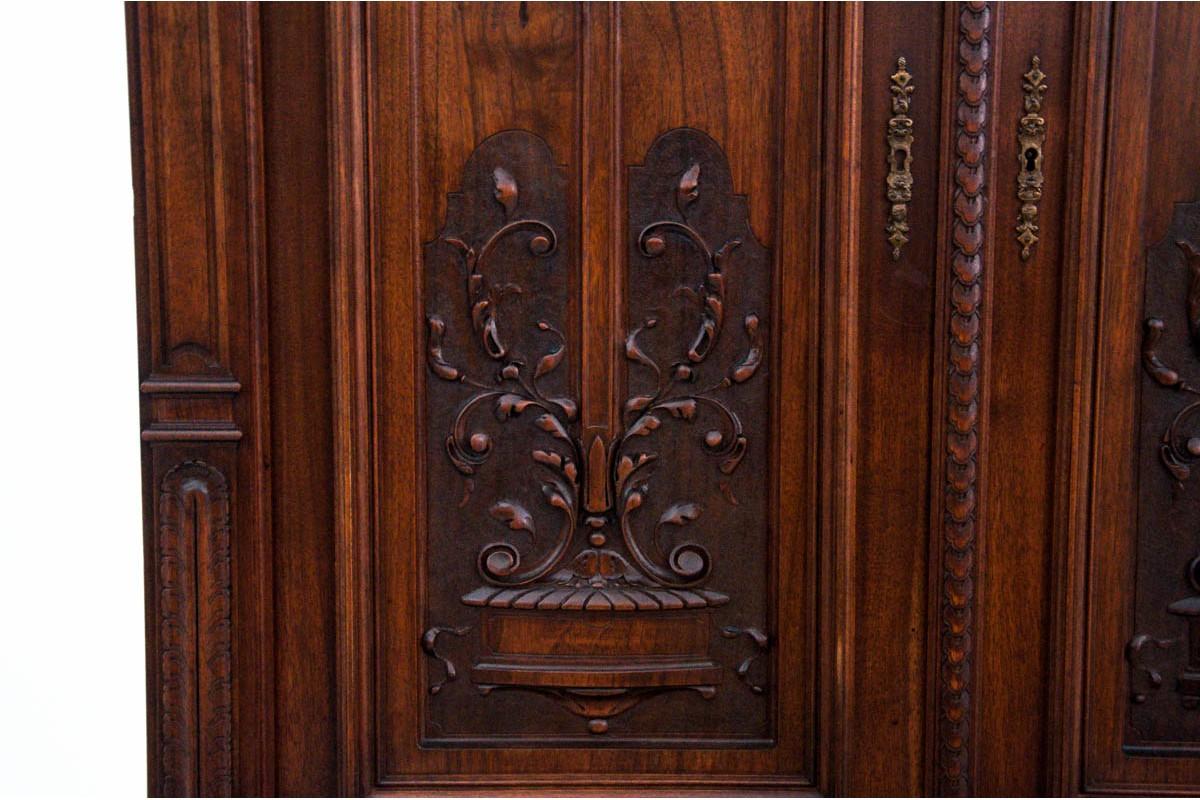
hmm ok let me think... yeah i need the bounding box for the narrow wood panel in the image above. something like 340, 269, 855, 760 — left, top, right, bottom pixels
260, 4, 337, 795
847, 3, 943, 795
977, 4, 1074, 795
1045, 4, 1110, 792
134, 2, 233, 380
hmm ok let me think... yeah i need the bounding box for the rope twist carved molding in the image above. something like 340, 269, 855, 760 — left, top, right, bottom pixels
940, 1, 989, 795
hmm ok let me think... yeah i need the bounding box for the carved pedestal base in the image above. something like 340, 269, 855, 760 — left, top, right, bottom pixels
470, 608, 722, 733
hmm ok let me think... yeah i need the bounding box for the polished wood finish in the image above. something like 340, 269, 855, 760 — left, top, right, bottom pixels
126, 2, 1200, 795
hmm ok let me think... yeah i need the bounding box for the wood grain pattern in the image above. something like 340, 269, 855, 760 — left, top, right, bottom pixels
126, 1, 1200, 795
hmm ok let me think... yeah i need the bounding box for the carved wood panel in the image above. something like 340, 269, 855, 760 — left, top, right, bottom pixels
1130, 201, 1200, 754
420, 127, 772, 744
152, 451, 235, 797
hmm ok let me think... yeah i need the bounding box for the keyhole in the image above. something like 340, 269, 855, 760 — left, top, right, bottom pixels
1024, 147, 1039, 172
892, 147, 908, 173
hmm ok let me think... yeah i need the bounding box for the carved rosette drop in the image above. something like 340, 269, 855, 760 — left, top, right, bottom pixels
886, 56, 914, 260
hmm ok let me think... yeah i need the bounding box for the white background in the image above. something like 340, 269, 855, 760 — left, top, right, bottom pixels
0, 2, 146, 795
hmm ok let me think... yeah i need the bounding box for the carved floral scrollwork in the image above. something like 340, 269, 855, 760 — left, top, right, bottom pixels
427, 129, 767, 607
1133, 206, 1200, 738
426, 153, 581, 589
423, 129, 772, 733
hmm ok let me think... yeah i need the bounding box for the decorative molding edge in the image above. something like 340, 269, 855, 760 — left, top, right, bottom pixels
156, 459, 233, 797
327, 3, 373, 795
938, 2, 990, 795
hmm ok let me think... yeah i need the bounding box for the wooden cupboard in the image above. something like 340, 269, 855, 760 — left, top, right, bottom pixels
126, 2, 1200, 794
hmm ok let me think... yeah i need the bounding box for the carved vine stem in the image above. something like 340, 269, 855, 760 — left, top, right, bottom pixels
613, 161, 763, 587
1142, 314, 1200, 486
421, 625, 471, 695
720, 626, 770, 694
939, 3, 989, 795
428, 164, 582, 587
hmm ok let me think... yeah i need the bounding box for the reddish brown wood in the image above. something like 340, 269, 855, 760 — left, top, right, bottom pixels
127, 1, 1200, 796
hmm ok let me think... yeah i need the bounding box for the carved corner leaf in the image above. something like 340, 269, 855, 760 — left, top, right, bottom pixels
731, 314, 763, 384
658, 501, 702, 528
426, 315, 463, 382
677, 162, 701, 215
1142, 318, 1184, 389
493, 166, 518, 219
534, 344, 564, 379
489, 500, 535, 537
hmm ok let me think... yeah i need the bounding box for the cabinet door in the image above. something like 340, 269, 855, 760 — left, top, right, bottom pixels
360, 2, 825, 790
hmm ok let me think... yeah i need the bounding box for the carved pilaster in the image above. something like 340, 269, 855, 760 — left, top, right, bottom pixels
128, 2, 264, 793
154, 456, 234, 797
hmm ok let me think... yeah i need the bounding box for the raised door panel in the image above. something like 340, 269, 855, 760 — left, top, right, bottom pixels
1079, 1, 1200, 793
367, 1, 823, 791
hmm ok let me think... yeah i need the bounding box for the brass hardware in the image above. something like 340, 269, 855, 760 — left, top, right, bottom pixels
886, 57, 914, 261
1016, 55, 1047, 260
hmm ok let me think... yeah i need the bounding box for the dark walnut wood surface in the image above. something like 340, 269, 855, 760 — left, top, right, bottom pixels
126, 2, 1200, 795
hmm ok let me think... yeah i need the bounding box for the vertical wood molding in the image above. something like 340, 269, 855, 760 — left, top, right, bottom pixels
579, 2, 623, 445
821, 2, 863, 794
239, 4, 276, 794
155, 457, 234, 797
937, 2, 991, 795
327, 3, 373, 796
1046, 3, 1111, 793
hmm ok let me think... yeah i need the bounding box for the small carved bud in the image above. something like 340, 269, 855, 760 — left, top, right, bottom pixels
644, 236, 666, 256
470, 433, 490, 453
500, 364, 519, 380
673, 364, 693, 381
704, 430, 723, 449
485, 549, 515, 576
1187, 438, 1200, 457
529, 234, 551, 255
